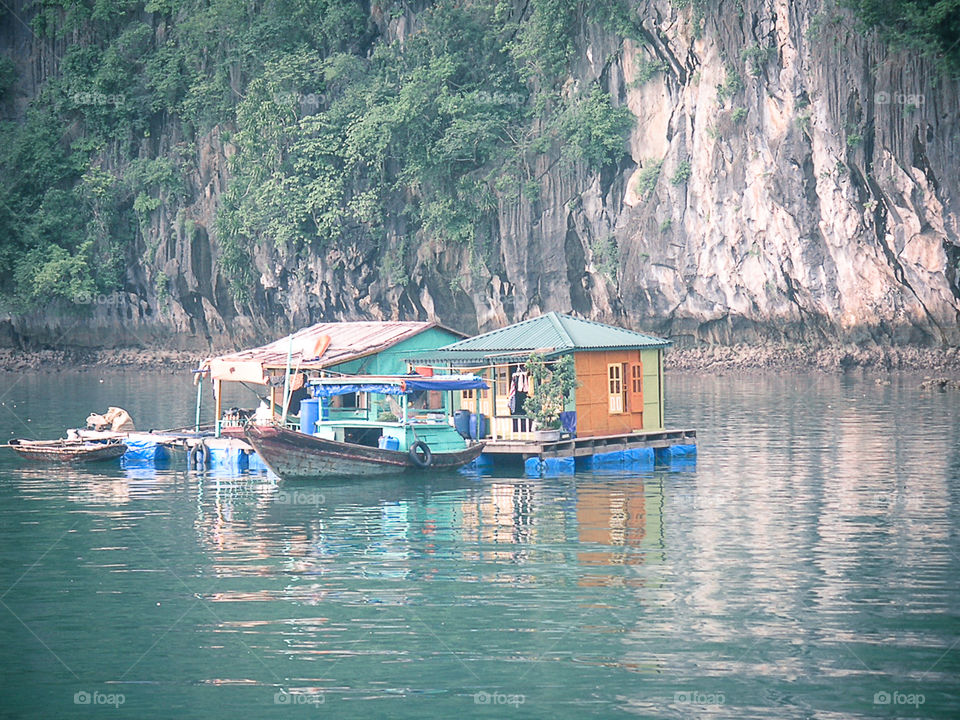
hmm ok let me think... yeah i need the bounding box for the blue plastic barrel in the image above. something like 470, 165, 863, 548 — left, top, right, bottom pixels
469, 413, 486, 439
454, 410, 471, 439
300, 398, 320, 435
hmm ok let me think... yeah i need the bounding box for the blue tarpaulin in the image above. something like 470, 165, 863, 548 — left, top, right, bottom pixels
524, 456, 577, 477
310, 375, 488, 398
122, 439, 169, 463
312, 383, 402, 398
403, 376, 489, 392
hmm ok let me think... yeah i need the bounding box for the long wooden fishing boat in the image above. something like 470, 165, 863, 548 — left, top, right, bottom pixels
7, 438, 127, 463
240, 424, 485, 480
224, 374, 490, 481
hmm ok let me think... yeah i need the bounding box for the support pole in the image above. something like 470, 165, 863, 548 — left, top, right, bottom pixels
474, 381, 481, 439
214, 379, 222, 438
194, 378, 203, 433
490, 366, 498, 441
280, 335, 294, 426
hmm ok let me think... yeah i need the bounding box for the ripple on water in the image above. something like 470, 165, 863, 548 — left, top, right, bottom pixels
0, 371, 958, 717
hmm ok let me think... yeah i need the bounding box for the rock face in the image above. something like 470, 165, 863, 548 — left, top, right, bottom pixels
3, 0, 959, 350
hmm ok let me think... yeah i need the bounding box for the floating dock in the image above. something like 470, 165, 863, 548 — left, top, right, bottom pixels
482, 428, 697, 458
66, 426, 696, 478
70, 429, 267, 472
475, 428, 697, 476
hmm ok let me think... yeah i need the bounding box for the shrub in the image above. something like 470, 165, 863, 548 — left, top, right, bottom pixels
671, 160, 692, 185
635, 159, 663, 197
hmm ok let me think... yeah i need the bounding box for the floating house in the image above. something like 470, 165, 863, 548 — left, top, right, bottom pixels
198, 321, 465, 436
406, 312, 695, 471
75, 321, 470, 473
407, 312, 669, 439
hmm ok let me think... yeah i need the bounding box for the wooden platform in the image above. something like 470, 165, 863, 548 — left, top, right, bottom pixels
482, 428, 697, 459
71, 428, 254, 453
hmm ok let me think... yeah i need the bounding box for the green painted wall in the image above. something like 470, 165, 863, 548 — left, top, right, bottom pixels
327, 327, 462, 376
641, 348, 663, 430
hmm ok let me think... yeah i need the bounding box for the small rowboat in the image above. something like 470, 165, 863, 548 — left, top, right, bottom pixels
6, 438, 128, 464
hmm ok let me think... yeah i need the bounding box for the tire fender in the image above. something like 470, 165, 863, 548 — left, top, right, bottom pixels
189, 440, 211, 468
409, 440, 432, 468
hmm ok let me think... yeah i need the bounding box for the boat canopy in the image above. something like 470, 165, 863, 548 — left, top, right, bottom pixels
308, 374, 488, 398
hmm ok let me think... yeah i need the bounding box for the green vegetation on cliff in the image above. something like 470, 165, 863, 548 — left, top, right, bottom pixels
0, 0, 635, 306
843, 0, 960, 73
1, 0, 955, 311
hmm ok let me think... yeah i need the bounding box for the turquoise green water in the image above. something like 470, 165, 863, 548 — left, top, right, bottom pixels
0, 370, 958, 718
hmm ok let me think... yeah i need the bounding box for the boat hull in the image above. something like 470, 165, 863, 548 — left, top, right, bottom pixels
240, 425, 485, 481
8, 439, 128, 463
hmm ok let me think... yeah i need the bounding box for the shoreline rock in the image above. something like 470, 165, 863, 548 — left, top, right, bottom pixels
666, 343, 960, 373
1, 342, 959, 374
0, 348, 203, 373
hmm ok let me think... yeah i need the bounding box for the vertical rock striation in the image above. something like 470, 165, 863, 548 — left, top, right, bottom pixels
2, 0, 958, 349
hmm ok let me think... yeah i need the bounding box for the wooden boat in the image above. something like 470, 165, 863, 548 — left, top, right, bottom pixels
226, 374, 490, 481
7, 438, 127, 463
240, 424, 485, 480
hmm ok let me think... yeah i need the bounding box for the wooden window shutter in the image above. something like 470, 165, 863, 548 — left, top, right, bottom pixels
629, 362, 643, 412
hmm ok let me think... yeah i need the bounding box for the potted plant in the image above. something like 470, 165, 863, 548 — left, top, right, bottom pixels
522, 352, 578, 441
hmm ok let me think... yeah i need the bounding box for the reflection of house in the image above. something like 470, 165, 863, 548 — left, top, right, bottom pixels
199, 321, 464, 435
576, 479, 666, 589
577, 483, 647, 567
407, 312, 670, 441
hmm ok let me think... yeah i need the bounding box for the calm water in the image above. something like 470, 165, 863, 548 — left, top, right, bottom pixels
0, 370, 958, 718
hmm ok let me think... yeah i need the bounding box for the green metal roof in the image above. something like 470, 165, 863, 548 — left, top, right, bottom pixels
406, 312, 669, 366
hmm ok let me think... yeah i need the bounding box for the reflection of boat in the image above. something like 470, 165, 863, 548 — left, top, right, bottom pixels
7, 438, 127, 463
231, 375, 488, 481
240, 424, 485, 480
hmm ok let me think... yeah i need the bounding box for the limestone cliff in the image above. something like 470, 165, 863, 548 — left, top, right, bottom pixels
3, 0, 959, 350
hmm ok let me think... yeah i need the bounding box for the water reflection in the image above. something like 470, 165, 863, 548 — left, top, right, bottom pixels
188, 470, 675, 597
1, 370, 959, 717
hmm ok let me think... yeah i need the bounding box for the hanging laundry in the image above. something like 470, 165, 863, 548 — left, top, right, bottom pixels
514, 368, 530, 393
510, 366, 528, 415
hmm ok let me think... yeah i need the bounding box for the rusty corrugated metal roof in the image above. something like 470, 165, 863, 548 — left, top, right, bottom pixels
203, 321, 449, 373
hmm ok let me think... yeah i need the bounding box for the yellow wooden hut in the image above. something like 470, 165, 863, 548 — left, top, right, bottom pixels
407, 312, 670, 441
